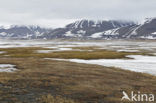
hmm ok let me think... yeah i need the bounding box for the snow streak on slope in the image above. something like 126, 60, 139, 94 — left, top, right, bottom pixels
90, 28, 119, 38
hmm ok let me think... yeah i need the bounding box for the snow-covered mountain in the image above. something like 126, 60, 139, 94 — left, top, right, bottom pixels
0, 25, 52, 39
66, 19, 132, 29
44, 19, 135, 39
120, 18, 156, 39
1, 18, 156, 40
89, 18, 156, 39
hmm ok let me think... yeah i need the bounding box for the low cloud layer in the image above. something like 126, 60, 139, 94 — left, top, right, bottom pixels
0, 0, 156, 28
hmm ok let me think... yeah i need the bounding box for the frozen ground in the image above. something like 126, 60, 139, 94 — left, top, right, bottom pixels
0, 39, 156, 74
0, 64, 17, 72
0, 39, 156, 52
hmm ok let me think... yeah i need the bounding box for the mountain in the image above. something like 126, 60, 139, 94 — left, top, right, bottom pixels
1, 18, 156, 40
88, 18, 156, 39
116, 18, 156, 39
0, 25, 52, 39
43, 19, 135, 39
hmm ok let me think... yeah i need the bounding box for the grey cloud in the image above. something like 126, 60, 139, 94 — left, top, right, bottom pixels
0, 0, 156, 27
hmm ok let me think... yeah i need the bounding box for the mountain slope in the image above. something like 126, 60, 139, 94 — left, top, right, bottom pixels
0, 25, 52, 39
44, 19, 135, 39
115, 18, 156, 39
87, 18, 156, 39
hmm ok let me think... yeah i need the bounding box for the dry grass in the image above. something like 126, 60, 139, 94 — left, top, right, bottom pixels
0, 47, 148, 59
37, 94, 77, 103
0, 57, 155, 103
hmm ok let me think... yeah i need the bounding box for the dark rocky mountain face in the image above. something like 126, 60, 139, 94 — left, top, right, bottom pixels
66, 20, 133, 35
134, 18, 156, 38
116, 18, 156, 39
66, 20, 131, 29
44, 19, 135, 39
1, 18, 156, 40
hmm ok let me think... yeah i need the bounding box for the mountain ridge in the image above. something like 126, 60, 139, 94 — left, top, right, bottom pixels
0, 18, 156, 40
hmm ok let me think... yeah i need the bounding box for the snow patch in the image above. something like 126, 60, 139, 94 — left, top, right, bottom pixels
58, 48, 72, 51
37, 50, 56, 53
46, 55, 156, 75
117, 49, 139, 52
151, 32, 156, 35
65, 31, 74, 37
77, 30, 86, 34
37, 48, 73, 53
90, 28, 119, 38
0, 51, 6, 54
140, 36, 156, 39
0, 32, 7, 36
90, 32, 103, 38
103, 28, 119, 35
0, 64, 17, 72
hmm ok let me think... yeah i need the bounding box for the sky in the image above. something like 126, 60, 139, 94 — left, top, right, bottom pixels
0, 0, 156, 28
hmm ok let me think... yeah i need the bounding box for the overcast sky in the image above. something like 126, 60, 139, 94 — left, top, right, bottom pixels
0, 0, 156, 28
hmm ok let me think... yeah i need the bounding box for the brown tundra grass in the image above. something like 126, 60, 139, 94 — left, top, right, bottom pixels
0, 47, 155, 103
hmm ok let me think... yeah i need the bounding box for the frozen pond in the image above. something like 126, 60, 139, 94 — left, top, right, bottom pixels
46, 55, 156, 75
0, 64, 17, 72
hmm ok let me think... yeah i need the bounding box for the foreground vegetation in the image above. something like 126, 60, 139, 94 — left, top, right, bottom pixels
0, 47, 155, 103
0, 47, 149, 59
